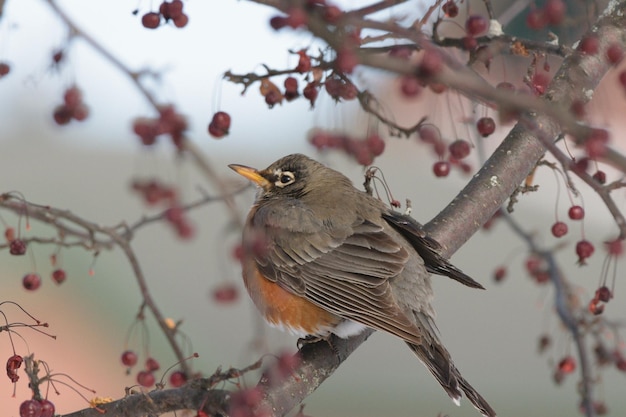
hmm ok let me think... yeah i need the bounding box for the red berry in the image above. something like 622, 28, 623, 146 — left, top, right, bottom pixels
141, 12, 161, 29
526, 8, 546, 30
592, 170, 606, 184
462, 36, 478, 51
295, 50, 311, 73
576, 240, 595, 263
585, 128, 609, 158
23, 273, 41, 291
442, 1, 458, 18
269, 15, 287, 30
531, 72, 550, 95
212, 282, 239, 303
303, 82, 318, 106
53, 105, 73, 125
52, 269, 67, 284
137, 370, 155, 387
417, 49, 443, 78
173, 13, 189, 28
0, 61, 10, 77
579, 35, 599, 55
606, 43, 623, 65
418, 125, 440, 143
525, 255, 542, 274
72, 104, 89, 121
476, 117, 496, 137
465, 15, 488, 37
551, 221, 568, 238
10, 239, 27, 255
39, 400, 55, 417
568, 205, 584, 220
433, 161, 450, 177
605, 239, 623, 256
5, 227, 15, 242
399, 76, 422, 97
493, 266, 506, 282
544, 0, 566, 26
616, 357, 626, 372
286, 7, 307, 28
284, 77, 299, 101
208, 111, 231, 138
121, 350, 138, 367
558, 356, 576, 373
336, 48, 358, 74
595, 286, 612, 302
588, 298, 604, 315
366, 134, 385, 156
169, 370, 187, 387
19, 399, 42, 417
322, 5, 342, 22
429, 82, 447, 94
448, 139, 471, 159
63, 86, 82, 109
145, 357, 160, 371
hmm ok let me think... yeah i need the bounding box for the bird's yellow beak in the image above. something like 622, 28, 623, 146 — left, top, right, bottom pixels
228, 164, 271, 188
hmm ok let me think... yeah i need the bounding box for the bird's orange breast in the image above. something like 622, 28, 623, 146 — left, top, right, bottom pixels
242, 258, 340, 337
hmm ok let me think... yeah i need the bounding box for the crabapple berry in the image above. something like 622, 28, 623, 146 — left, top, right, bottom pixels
476, 117, 495, 137
63, 86, 82, 109
588, 298, 604, 315
10, 239, 26, 255
433, 161, 450, 177
544, 0, 566, 26
141, 12, 161, 29
465, 15, 488, 37
0, 62, 10, 77
551, 221, 568, 238
303, 82, 318, 106
595, 286, 611, 302
208, 111, 231, 138
212, 283, 239, 303
366, 134, 385, 157
137, 370, 155, 387
22, 273, 41, 291
169, 370, 187, 387
19, 399, 42, 417
606, 43, 624, 65
399, 76, 422, 97
579, 35, 600, 55
121, 350, 138, 367
53, 105, 73, 125
145, 357, 160, 371
52, 269, 67, 284
576, 240, 595, 263
493, 266, 506, 282
526, 9, 546, 30
449, 139, 470, 159
442, 1, 458, 18
558, 356, 576, 373
592, 170, 606, 184
568, 205, 584, 220
39, 400, 55, 417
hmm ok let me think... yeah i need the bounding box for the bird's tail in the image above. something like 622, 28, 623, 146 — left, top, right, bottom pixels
406, 341, 496, 417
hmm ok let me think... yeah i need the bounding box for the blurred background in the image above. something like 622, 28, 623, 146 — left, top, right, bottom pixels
1, 0, 625, 416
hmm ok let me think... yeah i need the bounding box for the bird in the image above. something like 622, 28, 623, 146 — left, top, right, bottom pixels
229, 153, 496, 417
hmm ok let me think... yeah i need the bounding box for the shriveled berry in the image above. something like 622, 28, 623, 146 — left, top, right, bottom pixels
433, 161, 450, 177
442, 1, 458, 18
141, 12, 161, 29
595, 286, 611, 302
121, 350, 138, 367
303, 82, 318, 106
22, 273, 41, 291
568, 205, 584, 220
551, 221, 568, 238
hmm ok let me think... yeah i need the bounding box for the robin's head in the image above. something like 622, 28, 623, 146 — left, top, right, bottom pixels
229, 153, 349, 200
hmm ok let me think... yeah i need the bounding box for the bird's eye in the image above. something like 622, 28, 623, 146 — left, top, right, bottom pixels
275, 171, 295, 187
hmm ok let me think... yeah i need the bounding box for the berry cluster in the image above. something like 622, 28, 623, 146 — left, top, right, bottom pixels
131, 179, 194, 239
132, 105, 187, 149
309, 130, 385, 166
526, 0, 566, 29
53, 86, 89, 125
269, 1, 345, 32
140, 0, 188, 29
415, 125, 473, 178
19, 399, 55, 417
553, 355, 576, 384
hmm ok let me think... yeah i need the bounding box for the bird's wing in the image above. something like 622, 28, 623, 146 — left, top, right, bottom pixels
256, 217, 424, 345
382, 211, 485, 289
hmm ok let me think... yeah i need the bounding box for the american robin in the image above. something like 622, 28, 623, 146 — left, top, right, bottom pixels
229, 153, 495, 417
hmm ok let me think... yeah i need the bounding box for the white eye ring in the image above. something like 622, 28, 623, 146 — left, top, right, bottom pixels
275, 170, 295, 187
